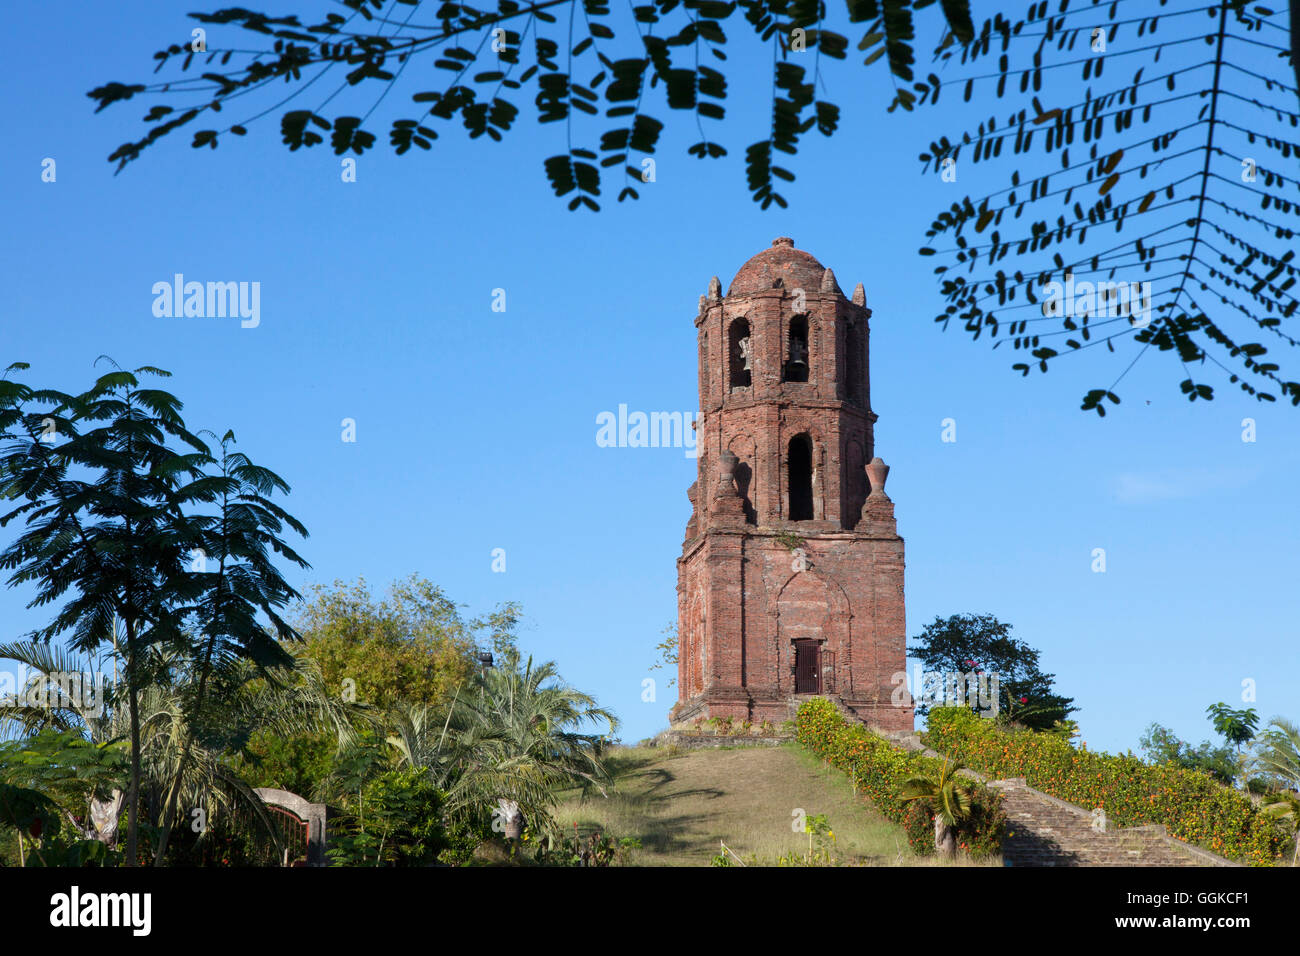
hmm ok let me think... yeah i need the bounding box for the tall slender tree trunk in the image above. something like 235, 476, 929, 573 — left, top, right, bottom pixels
125, 616, 141, 865
154, 499, 228, 866
934, 815, 955, 858
153, 631, 218, 865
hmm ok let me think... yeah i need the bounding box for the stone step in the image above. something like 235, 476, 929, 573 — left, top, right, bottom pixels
990, 780, 1229, 867
825, 704, 1238, 867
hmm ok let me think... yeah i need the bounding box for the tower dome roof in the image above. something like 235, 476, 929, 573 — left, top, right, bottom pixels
728, 237, 838, 297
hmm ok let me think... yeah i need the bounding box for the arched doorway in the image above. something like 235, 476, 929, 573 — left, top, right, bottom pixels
778, 572, 830, 694
788, 434, 814, 521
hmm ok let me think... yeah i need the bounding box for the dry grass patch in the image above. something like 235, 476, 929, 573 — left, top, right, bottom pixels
555, 743, 999, 866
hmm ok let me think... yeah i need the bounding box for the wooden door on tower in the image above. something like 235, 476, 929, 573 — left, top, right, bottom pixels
794, 640, 821, 693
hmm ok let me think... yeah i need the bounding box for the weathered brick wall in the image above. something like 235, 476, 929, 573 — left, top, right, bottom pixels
675, 530, 910, 729
672, 239, 912, 733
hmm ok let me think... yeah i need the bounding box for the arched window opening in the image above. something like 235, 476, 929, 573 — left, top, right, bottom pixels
728, 319, 752, 389
785, 316, 809, 383
846, 323, 864, 403
788, 434, 814, 521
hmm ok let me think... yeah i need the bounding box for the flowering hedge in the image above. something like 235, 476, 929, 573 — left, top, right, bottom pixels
796, 698, 1005, 857
925, 706, 1288, 866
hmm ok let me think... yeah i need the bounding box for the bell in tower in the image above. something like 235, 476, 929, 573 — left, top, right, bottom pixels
785, 316, 809, 383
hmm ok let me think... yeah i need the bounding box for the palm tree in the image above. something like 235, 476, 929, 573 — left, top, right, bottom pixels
899, 759, 974, 858
1252, 718, 1300, 792
1, 637, 362, 859
1259, 792, 1300, 867
1250, 717, 1300, 865
0, 638, 127, 844
137, 649, 359, 835
387, 650, 618, 843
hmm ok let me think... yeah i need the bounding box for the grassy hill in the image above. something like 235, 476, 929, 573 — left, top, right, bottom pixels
554, 743, 999, 866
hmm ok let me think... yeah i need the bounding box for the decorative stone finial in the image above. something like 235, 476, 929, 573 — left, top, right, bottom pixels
861, 457, 896, 536
698, 293, 707, 317
866, 457, 890, 498
773, 237, 794, 248
821, 267, 837, 293
852, 282, 866, 306
713, 450, 746, 522
708, 276, 722, 303
717, 450, 739, 495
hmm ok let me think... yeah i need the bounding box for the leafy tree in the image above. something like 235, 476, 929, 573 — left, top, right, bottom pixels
0, 362, 312, 865
92, 2, 1300, 408
234, 573, 492, 803
1138, 721, 1237, 786
89, 0, 979, 206
1206, 702, 1260, 755
908, 612, 1075, 731
919, 1, 1300, 412
297, 576, 485, 713
1206, 702, 1259, 790
233, 728, 337, 797
0, 362, 210, 863
153, 430, 312, 863
474, 601, 524, 660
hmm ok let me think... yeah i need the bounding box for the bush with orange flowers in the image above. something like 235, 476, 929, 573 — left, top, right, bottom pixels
796, 698, 1005, 857
925, 705, 1288, 866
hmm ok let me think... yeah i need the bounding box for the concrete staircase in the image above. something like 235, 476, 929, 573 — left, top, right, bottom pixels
989, 777, 1233, 867
809, 702, 1238, 867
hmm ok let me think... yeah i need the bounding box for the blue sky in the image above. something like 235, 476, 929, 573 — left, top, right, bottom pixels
1, 2, 1296, 755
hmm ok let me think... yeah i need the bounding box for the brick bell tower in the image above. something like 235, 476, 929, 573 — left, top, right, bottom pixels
670, 238, 911, 731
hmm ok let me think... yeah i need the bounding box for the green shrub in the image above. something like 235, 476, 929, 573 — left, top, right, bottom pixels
326, 768, 447, 866
532, 831, 640, 866
925, 706, 1289, 866
795, 698, 1005, 857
